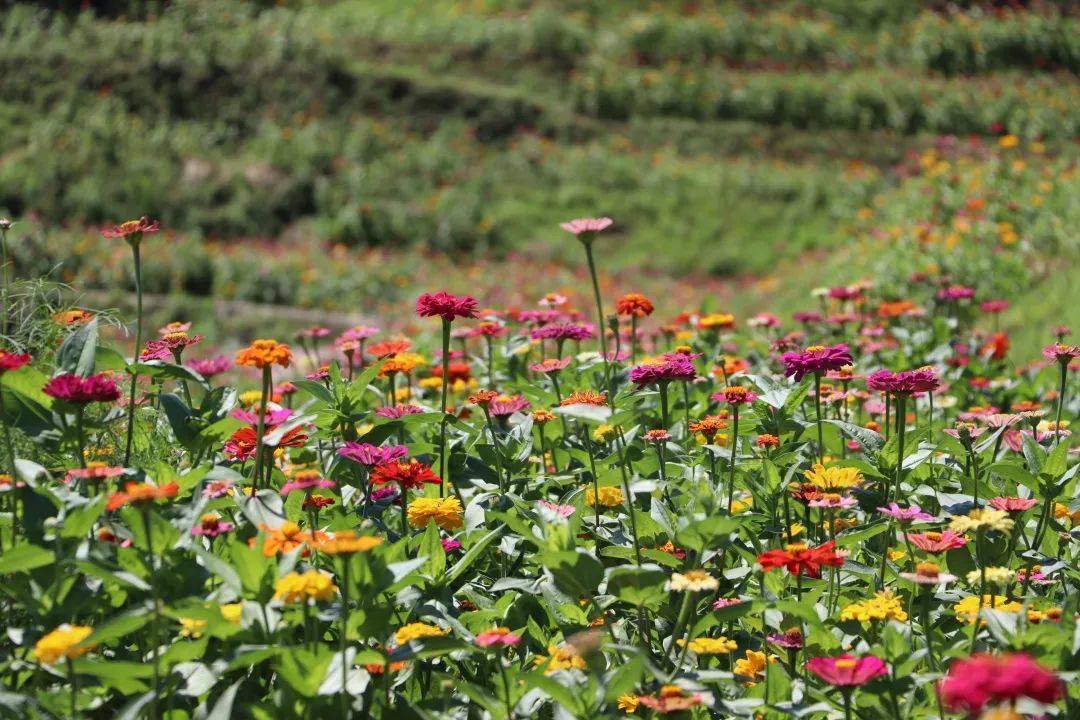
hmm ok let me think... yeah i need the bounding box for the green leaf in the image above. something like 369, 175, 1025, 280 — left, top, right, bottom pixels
160, 393, 200, 448
61, 496, 107, 539
676, 516, 743, 553
56, 317, 99, 376
82, 605, 152, 647
0, 543, 54, 574
987, 462, 1039, 493
419, 520, 447, 580
825, 419, 885, 454
292, 379, 336, 405
538, 550, 604, 598
605, 565, 667, 609
444, 525, 505, 585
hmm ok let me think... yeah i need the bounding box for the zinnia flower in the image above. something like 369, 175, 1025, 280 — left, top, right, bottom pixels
235, 339, 292, 369
33, 625, 96, 665
475, 627, 522, 648
666, 570, 719, 592
636, 685, 705, 713
806, 655, 888, 686
628, 357, 696, 386
371, 460, 441, 490
616, 293, 654, 317
988, 496, 1037, 513
560, 217, 613, 242
415, 292, 479, 322
757, 541, 845, 579
907, 530, 968, 553
190, 512, 234, 538
0, 350, 31, 373
319, 531, 383, 555
407, 496, 464, 530
338, 442, 409, 467
43, 373, 120, 405
279, 470, 335, 496
878, 503, 934, 523
106, 481, 179, 511
900, 561, 957, 585
780, 344, 853, 381
102, 216, 160, 241
273, 570, 337, 604
938, 653, 1063, 716
395, 622, 449, 645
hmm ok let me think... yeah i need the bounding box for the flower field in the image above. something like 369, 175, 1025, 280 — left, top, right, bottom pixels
1, 207, 1079, 718
2, 1, 1080, 719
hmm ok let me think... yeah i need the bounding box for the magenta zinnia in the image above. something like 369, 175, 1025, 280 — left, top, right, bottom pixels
780, 344, 852, 381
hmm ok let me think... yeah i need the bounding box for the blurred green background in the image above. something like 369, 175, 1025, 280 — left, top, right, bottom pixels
1, 0, 1078, 348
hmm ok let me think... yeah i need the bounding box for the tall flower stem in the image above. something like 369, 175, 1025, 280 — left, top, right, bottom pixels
583, 430, 603, 548
813, 373, 825, 463
66, 657, 79, 719
339, 558, 351, 717
141, 508, 161, 720
438, 318, 451, 497
614, 426, 642, 565
918, 586, 936, 670
1, 383, 17, 476
75, 407, 87, 469
891, 395, 907, 502
629, 316, 638, 363
658, 382, 670, 428
727, 406, 740, 513
1054, 361, 1067, 446
842, 689, 853, 720
0, 222, 9, 336
583, 243, 610, 392
250, 366, 272, 494
123, 242, 143, 465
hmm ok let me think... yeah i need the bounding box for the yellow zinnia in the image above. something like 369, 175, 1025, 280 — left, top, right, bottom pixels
804, 463, 863, 490
407, 496, 464, 530
33, 625, 95, 665
273, 570, 338, 604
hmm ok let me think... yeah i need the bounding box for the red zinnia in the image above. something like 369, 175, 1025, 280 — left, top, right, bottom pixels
370, 460, 441, 490
43, 373, 121, 405
415, 292, 479, 322
0, 350, 31, 373
938, 653, 1063, 716
758, 540, 845, 579
102, 216, 160, 240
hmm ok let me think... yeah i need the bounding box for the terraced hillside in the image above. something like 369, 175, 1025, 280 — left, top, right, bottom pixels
1, 0, 1077, 347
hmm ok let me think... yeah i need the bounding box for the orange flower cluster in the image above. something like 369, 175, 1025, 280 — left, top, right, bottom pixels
106, 482, 179, 511
235, 339, 293, 369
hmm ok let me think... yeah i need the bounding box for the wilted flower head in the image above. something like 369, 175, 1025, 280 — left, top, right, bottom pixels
102, 216, 160, 242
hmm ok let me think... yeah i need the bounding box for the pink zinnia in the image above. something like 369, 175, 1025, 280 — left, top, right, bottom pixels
643, 429, 672, 443
906, 530, 968, 553
530, 357, 572, 374
191, 514, 235, 538
936, 285, 974, 301
376, 404, 424, 419
780, 344, 853, 381
0, 351, 32, 373
793, 311, 822, 324
560, 217, 613, 240
415, 292, 479, 322
102, 216, 160, 239
877, 503, 934, 523
629, 357, 697, 386
188, 355, 232, 378
280, 474, 335, 496
980, 299, 1009, 314
938, 653, 1063, 716
338, 442, 409, 468
530, 322, 595, 342
43, 373, 121, 404
537, 500, 575, 520
299, 326, 331, 339
806, 655, 887, 687
988, 496, 1037, 513
488, 395, 531, 417
1041, 343, 1079, 364
474, 627, 522, 648
441, 537, 462, 552
866, 367, 939, 395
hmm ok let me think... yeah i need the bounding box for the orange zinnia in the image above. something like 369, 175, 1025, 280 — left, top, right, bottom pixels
106, 482, 179, 511
260, 521, 328, 557
559, 390, 607, 406
235, 339, 293, 369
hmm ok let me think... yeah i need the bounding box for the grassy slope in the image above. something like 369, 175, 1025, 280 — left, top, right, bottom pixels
1, 0, 1078, 347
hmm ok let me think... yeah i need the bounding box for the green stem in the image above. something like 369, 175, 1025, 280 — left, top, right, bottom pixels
813, 373, 824, 463
1054, 362, 1067, 446
123, 242, 143, 465
439, 318, 451, 497
142, 508, 161, 720
892, 395, 906, 502
727, 406, 739, 513
658, 382, 670, 428
340, 558, 351, 716
0, 383, 17, 475
583, 243, 610, 392
250, 366, 272, 493
75, 407, 87, 469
